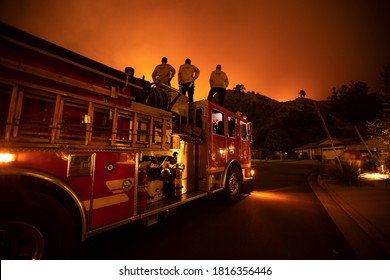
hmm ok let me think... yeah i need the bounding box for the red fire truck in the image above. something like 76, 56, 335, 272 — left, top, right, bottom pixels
0, 22, 253, 259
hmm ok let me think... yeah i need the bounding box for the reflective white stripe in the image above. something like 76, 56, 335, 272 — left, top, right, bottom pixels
83, 178, 134, 210
83, 194, 129, 211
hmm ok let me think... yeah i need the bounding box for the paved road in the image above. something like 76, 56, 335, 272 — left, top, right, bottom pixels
74, 160, 357, 259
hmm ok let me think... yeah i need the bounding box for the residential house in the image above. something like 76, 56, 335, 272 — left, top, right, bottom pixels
294, 137, 381, 161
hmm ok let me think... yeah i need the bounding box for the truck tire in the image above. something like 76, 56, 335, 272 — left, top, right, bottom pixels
0, 189, 77, 259
225, 166, 242, 202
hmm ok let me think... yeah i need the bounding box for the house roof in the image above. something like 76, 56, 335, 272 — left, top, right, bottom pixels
294, 137, 364, 150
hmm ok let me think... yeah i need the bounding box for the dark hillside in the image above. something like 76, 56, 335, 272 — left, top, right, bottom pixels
220, 91, 361, 154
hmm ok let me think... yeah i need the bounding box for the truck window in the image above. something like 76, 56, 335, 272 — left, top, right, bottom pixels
247, 122, 252, 142
228, 116, 236, 138
212, 109, 224, 135
240, 121, 248, 141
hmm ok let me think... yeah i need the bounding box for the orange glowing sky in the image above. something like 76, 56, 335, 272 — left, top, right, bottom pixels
1, 0, 389, 101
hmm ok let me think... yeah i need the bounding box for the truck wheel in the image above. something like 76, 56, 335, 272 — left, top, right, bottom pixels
0, 190, 77, 259
0, 221, 44, 260
225, 166, 242, 202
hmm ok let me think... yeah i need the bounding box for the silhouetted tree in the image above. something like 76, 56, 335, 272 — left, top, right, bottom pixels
364, 66, 390, 170
233, 84, 245, 94
367, 118, 390, 169
298, 89, 306, 98
328, 80, 383, 124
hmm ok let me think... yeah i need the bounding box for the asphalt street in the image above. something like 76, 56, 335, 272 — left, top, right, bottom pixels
74, 160, 357, 260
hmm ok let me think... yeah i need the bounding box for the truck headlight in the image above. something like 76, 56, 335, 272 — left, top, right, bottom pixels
0, 153, 16, 163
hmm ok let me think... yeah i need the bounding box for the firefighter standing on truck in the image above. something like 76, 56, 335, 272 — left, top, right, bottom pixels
207, 64, 229, 107
178, 58, 200, 103
152, 57, 176, 86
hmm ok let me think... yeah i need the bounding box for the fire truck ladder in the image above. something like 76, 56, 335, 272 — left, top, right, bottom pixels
1, 82, 172, 151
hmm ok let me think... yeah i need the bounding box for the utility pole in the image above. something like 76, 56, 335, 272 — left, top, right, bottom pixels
313, 101, 343, 172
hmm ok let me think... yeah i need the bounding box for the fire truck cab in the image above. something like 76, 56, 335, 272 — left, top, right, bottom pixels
0, 22, 253, 259
188, 101, 253, 196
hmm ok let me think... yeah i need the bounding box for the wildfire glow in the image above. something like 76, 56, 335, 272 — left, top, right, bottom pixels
1, 1, 388, 102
